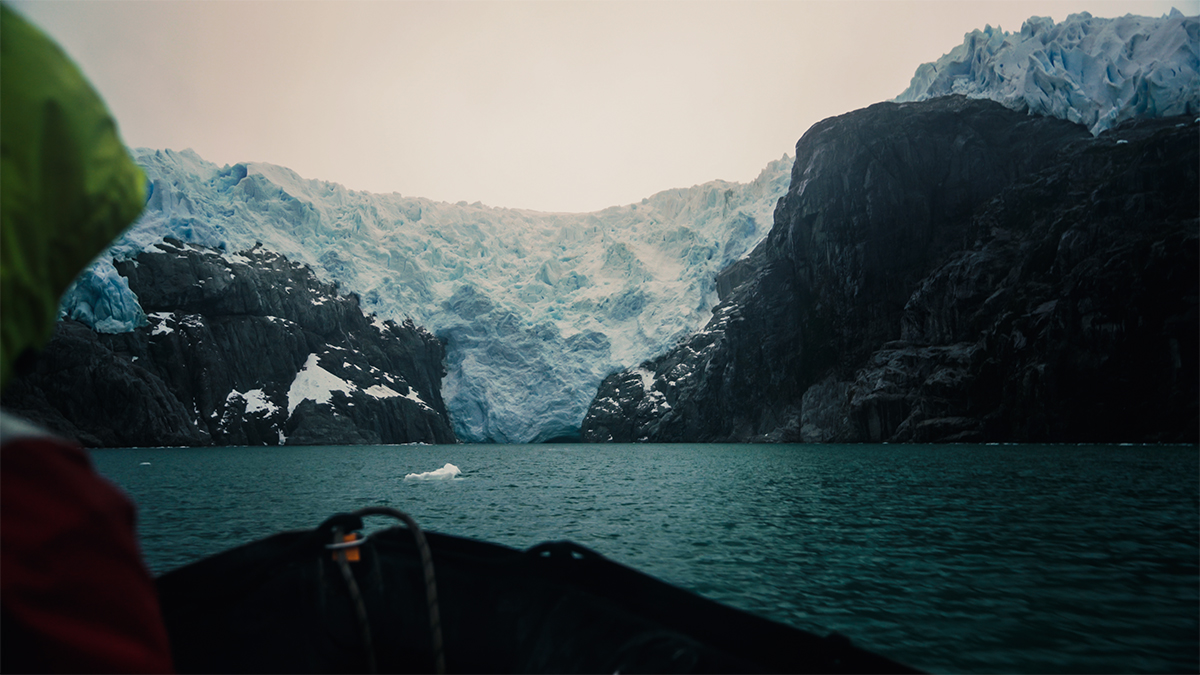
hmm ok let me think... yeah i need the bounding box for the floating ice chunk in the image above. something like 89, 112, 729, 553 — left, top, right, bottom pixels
404, 463, 462, 480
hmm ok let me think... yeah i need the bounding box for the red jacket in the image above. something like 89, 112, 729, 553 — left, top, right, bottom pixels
1, 413, 173, 673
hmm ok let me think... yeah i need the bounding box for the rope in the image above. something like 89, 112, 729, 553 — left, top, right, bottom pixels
331, 526, 377, 674
351, 506, 446, 675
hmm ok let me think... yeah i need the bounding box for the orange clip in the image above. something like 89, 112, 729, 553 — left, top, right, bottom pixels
332, 533, 362, 562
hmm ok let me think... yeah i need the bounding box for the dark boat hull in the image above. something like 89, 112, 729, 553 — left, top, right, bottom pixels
156, 513, 918, 673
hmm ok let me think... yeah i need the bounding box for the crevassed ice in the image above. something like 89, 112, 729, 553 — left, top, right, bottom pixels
65, 146, 792, 443
58, 261, 146, 333
895, 10, 1200, 135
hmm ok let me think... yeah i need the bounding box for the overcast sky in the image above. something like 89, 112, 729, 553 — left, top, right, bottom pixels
11, 1, 1192, 212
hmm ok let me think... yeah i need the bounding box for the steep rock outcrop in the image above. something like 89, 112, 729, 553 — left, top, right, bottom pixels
2, 238, 457, 446
582, 97, 1198, 444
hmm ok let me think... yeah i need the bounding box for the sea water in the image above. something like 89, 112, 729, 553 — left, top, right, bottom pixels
92, 443, 1198, 674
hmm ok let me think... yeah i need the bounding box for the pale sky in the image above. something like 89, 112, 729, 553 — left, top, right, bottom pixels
10, 1, 1193, 213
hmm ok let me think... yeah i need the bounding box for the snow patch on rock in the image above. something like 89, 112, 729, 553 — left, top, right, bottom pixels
287, 353, 356, 416
633, 367, 656, 392
364, 383, 400, 399
234, 388, 277, 416
149, 313, 175, 336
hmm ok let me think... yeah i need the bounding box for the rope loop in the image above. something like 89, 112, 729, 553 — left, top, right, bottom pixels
344, 507, 446, 675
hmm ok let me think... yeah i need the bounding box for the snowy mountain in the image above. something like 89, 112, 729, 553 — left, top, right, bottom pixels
61, 149, 791, 443
896, 10, 1199, 135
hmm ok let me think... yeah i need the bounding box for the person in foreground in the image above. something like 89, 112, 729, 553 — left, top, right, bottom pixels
0, 4, 173, 672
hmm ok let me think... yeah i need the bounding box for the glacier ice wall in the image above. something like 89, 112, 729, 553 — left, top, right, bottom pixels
896, 10, 1199, 135
59, 262, 147, 333
63, 148, 790, 442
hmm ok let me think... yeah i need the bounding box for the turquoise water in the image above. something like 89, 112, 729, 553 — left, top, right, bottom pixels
92, 443, 1198, 674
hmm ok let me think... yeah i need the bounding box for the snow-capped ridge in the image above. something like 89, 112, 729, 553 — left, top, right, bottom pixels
896, 10, 1199, 135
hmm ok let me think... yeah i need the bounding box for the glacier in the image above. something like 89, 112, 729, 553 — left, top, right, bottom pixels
896, 10, 1199, 135
61, 148, 791, 443
59, 262, 147, 333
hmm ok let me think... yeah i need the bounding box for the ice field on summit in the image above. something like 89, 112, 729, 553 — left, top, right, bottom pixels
896, 10, 1199, 134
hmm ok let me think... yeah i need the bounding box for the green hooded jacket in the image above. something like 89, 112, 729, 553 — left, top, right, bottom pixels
1, 3, 146, 389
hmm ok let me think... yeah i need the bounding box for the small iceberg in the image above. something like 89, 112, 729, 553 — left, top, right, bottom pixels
404, 463, 461, 481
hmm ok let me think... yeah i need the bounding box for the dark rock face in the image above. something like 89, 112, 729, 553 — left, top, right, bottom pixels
582, 97, 1198, 444
2, 238, 457, 446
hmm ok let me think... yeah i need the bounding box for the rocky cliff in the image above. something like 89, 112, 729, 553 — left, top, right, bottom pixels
2, 238, 457, 446
582, 96, 1198, 444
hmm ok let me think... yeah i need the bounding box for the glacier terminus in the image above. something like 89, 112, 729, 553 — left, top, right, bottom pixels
62, 148, 790, 443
